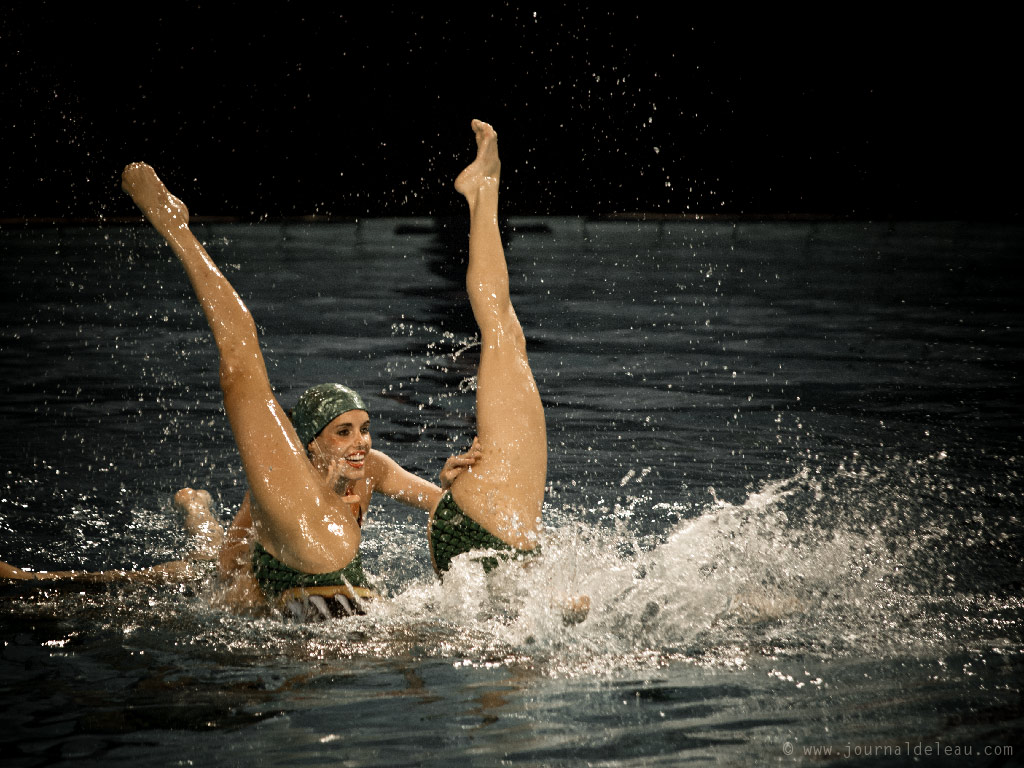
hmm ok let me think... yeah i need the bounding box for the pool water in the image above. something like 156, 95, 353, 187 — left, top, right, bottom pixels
1, 219, 1022, 766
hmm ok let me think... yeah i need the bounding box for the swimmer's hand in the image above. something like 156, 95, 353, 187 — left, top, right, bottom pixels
440, 437, 482, 490
324, 460, 361, 504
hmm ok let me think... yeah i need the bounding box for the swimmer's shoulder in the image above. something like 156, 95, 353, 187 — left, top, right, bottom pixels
365, 448, 396, 485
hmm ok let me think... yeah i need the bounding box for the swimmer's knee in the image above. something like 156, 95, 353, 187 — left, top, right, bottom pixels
499, 306, 527, 350
214, 312, 261, 377
477, 308, 526, 351
509, 322, 527, 354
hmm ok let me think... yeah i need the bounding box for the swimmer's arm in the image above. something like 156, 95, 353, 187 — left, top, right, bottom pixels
366, 449, 444, 513
1, 558, 197, 584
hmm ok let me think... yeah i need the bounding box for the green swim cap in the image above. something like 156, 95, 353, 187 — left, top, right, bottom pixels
292, 383, 368, 448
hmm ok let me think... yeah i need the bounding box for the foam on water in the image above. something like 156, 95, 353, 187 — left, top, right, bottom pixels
369, 472, 907, 674
4, 444, 1020, 686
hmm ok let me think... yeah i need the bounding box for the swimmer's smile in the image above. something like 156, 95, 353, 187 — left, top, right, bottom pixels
308, 409, 372, 480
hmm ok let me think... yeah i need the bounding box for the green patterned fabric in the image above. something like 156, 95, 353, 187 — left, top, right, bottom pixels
252, 541, 372, 598
429, 491, 537, 573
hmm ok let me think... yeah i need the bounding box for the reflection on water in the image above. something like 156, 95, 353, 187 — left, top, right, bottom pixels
1, 220, 1022, 765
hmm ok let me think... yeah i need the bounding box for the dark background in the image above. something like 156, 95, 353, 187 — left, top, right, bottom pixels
1, 5, 1019, 221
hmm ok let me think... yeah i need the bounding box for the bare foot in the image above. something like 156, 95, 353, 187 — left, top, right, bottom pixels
122, 162, 190, 235
173, 488, 224, 559
455, 119, 501, 200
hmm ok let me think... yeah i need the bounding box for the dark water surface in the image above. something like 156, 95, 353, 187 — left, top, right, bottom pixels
1, 220, 1022, 766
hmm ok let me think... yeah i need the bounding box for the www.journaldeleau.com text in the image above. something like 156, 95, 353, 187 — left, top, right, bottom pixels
782, 741, 1014, 759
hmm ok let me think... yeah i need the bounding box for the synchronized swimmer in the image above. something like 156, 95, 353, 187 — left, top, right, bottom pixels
1, 120, 565, 618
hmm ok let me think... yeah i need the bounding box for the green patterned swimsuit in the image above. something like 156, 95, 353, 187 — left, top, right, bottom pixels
251, 541, 373, 598
429, 491, 536, 573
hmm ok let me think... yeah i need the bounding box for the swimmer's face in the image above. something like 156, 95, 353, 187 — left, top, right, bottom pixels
307, 410, 371, 480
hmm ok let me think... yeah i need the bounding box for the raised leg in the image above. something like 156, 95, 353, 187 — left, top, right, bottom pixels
173, 488, 224, 560
122, 164, 359, 573
449, 121, 546, 550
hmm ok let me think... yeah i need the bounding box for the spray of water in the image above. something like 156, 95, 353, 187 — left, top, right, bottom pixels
4, 449, 1020, 678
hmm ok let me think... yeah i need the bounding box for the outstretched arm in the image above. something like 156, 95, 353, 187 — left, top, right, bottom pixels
367, 441, 481, 513
367, 450, 443, 513
1, 557, 201, 585
1, 490, 222, 588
